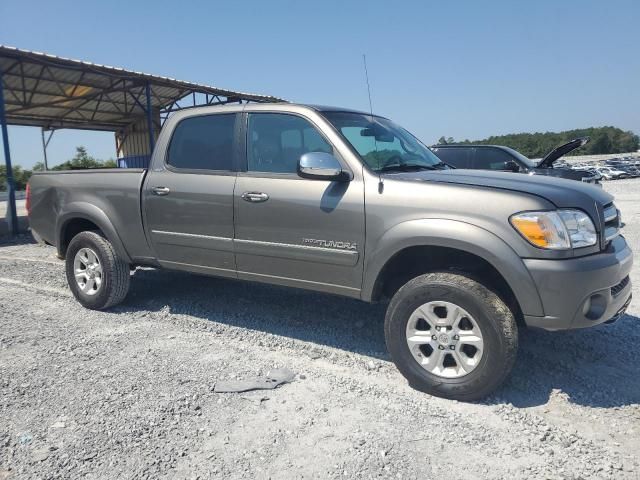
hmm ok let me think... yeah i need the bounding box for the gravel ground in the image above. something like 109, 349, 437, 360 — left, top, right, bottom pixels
1, 179, 639, 479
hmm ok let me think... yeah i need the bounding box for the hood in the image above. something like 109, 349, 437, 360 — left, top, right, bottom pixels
536, 137, 590, 168
531, 166, 599, 181
385, 169, 612, 212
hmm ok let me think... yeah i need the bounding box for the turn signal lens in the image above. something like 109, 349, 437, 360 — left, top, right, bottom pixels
510, 212, 570, 249
511, 216, 548, 247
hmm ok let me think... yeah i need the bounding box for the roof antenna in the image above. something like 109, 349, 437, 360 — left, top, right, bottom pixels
362, 54, 383, 193
363, 54, 374, 116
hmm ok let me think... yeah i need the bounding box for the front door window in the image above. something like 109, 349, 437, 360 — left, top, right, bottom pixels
247, 113, 333, 174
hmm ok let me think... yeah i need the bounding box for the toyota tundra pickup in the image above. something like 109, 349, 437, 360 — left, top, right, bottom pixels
27, 103, 633, 400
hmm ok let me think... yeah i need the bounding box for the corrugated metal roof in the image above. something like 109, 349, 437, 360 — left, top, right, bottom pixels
0, 45, 285, 131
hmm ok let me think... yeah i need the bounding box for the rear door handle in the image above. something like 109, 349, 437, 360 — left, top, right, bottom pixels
241, 192, 269, 203
152, 186, 171, 196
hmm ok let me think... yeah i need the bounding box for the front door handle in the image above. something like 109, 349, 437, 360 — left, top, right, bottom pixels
152, 186, 171, 196
241, 192, 269, 203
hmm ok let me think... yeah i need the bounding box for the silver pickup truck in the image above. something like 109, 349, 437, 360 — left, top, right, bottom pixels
28, 103, 633, 400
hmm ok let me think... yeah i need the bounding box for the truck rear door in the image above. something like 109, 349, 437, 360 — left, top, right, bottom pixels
142, 112, 239, 278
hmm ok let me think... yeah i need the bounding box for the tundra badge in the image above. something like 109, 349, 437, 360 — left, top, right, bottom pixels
302, 238, 358, 251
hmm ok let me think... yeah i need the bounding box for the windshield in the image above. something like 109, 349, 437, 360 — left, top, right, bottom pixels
502, 146, 537, 168
322, 111, 448, 172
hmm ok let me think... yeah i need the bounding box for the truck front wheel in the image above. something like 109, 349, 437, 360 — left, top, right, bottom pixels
385, 272, 518, 401
65, 231, 130, 310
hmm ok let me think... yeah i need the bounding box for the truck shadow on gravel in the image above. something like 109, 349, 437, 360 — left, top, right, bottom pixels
492, 314, 640, 408
123, 268, 390, 359
120, 268, 639, 409
0, 234, 37, 246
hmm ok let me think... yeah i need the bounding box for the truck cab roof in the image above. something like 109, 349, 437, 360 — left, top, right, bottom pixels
305, 104, 379, 116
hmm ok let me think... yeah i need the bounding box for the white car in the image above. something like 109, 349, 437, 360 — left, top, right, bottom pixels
595, 166, 629, 180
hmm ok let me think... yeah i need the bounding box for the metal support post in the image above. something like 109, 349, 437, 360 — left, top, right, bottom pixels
145, 82, 155, 155
0, 68, 19, 236
40, 127, 54, 171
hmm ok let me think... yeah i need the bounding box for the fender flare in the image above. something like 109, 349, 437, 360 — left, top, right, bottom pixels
362, 218, 544, 317
56, 202, 132, 263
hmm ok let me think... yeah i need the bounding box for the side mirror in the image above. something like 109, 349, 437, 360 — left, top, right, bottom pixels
504, 160, 520, 172
297, 152, 351, 181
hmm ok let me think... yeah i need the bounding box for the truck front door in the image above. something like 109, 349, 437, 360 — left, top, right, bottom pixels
233, 112, 365, 297
143, 112, 239, 278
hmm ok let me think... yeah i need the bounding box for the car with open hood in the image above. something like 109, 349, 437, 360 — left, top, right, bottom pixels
432, 137, 601, 185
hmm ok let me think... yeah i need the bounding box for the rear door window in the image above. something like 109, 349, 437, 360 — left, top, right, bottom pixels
167, 114, 236, 171
472, 148, 515, 170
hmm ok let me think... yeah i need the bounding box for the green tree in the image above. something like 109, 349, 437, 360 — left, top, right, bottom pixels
0, 165, 32, 191
52, 146, 106, 170
441, 127, 639, 158
1, 147, 116, 192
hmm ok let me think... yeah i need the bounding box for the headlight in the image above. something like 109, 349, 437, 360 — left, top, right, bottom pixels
510, 209, 597, 249
558, 210, 598, 247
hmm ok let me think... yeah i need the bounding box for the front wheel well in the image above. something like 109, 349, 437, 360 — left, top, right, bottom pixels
59, 218, 102, 258
371, 246, 524, 325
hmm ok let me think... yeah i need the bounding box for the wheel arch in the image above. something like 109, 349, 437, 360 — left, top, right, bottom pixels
56, 202, 132, 263
363, 219, 544, 318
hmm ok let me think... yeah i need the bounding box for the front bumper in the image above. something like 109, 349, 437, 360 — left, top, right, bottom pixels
523, 236, 633, 330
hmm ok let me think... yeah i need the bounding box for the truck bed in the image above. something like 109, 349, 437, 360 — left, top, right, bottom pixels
28, 169, 153, 261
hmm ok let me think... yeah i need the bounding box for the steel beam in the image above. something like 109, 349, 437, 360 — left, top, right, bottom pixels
145, 82, 154, 154
0, 68, 19, 236
41, 128, 54, 171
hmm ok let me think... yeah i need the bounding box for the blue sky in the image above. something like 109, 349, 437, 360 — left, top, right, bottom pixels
2, 0, 639, 168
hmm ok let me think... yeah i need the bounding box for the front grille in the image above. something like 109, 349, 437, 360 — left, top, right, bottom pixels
603, 203, 620, 243
611, 276, 630, 296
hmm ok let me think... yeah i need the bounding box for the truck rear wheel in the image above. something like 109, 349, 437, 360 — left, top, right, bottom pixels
385, 272, 517, 401
65, 231, 130, 310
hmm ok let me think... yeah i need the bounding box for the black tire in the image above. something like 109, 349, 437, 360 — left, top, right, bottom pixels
385, 272, 518, 401
65, 231, 130, 310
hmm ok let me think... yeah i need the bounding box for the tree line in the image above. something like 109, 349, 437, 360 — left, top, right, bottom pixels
0, 146, 116, 191
437, 126, 639, 158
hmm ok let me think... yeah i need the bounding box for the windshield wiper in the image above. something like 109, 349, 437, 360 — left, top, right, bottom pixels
431, 161, 451, 169
377, 163, 438, 173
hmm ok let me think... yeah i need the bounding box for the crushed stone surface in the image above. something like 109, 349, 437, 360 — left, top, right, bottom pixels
0, 179, 639, 479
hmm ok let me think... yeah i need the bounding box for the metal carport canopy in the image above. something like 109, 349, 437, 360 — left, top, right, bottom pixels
0, 45, 285, 237
0, 44, 284, 131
